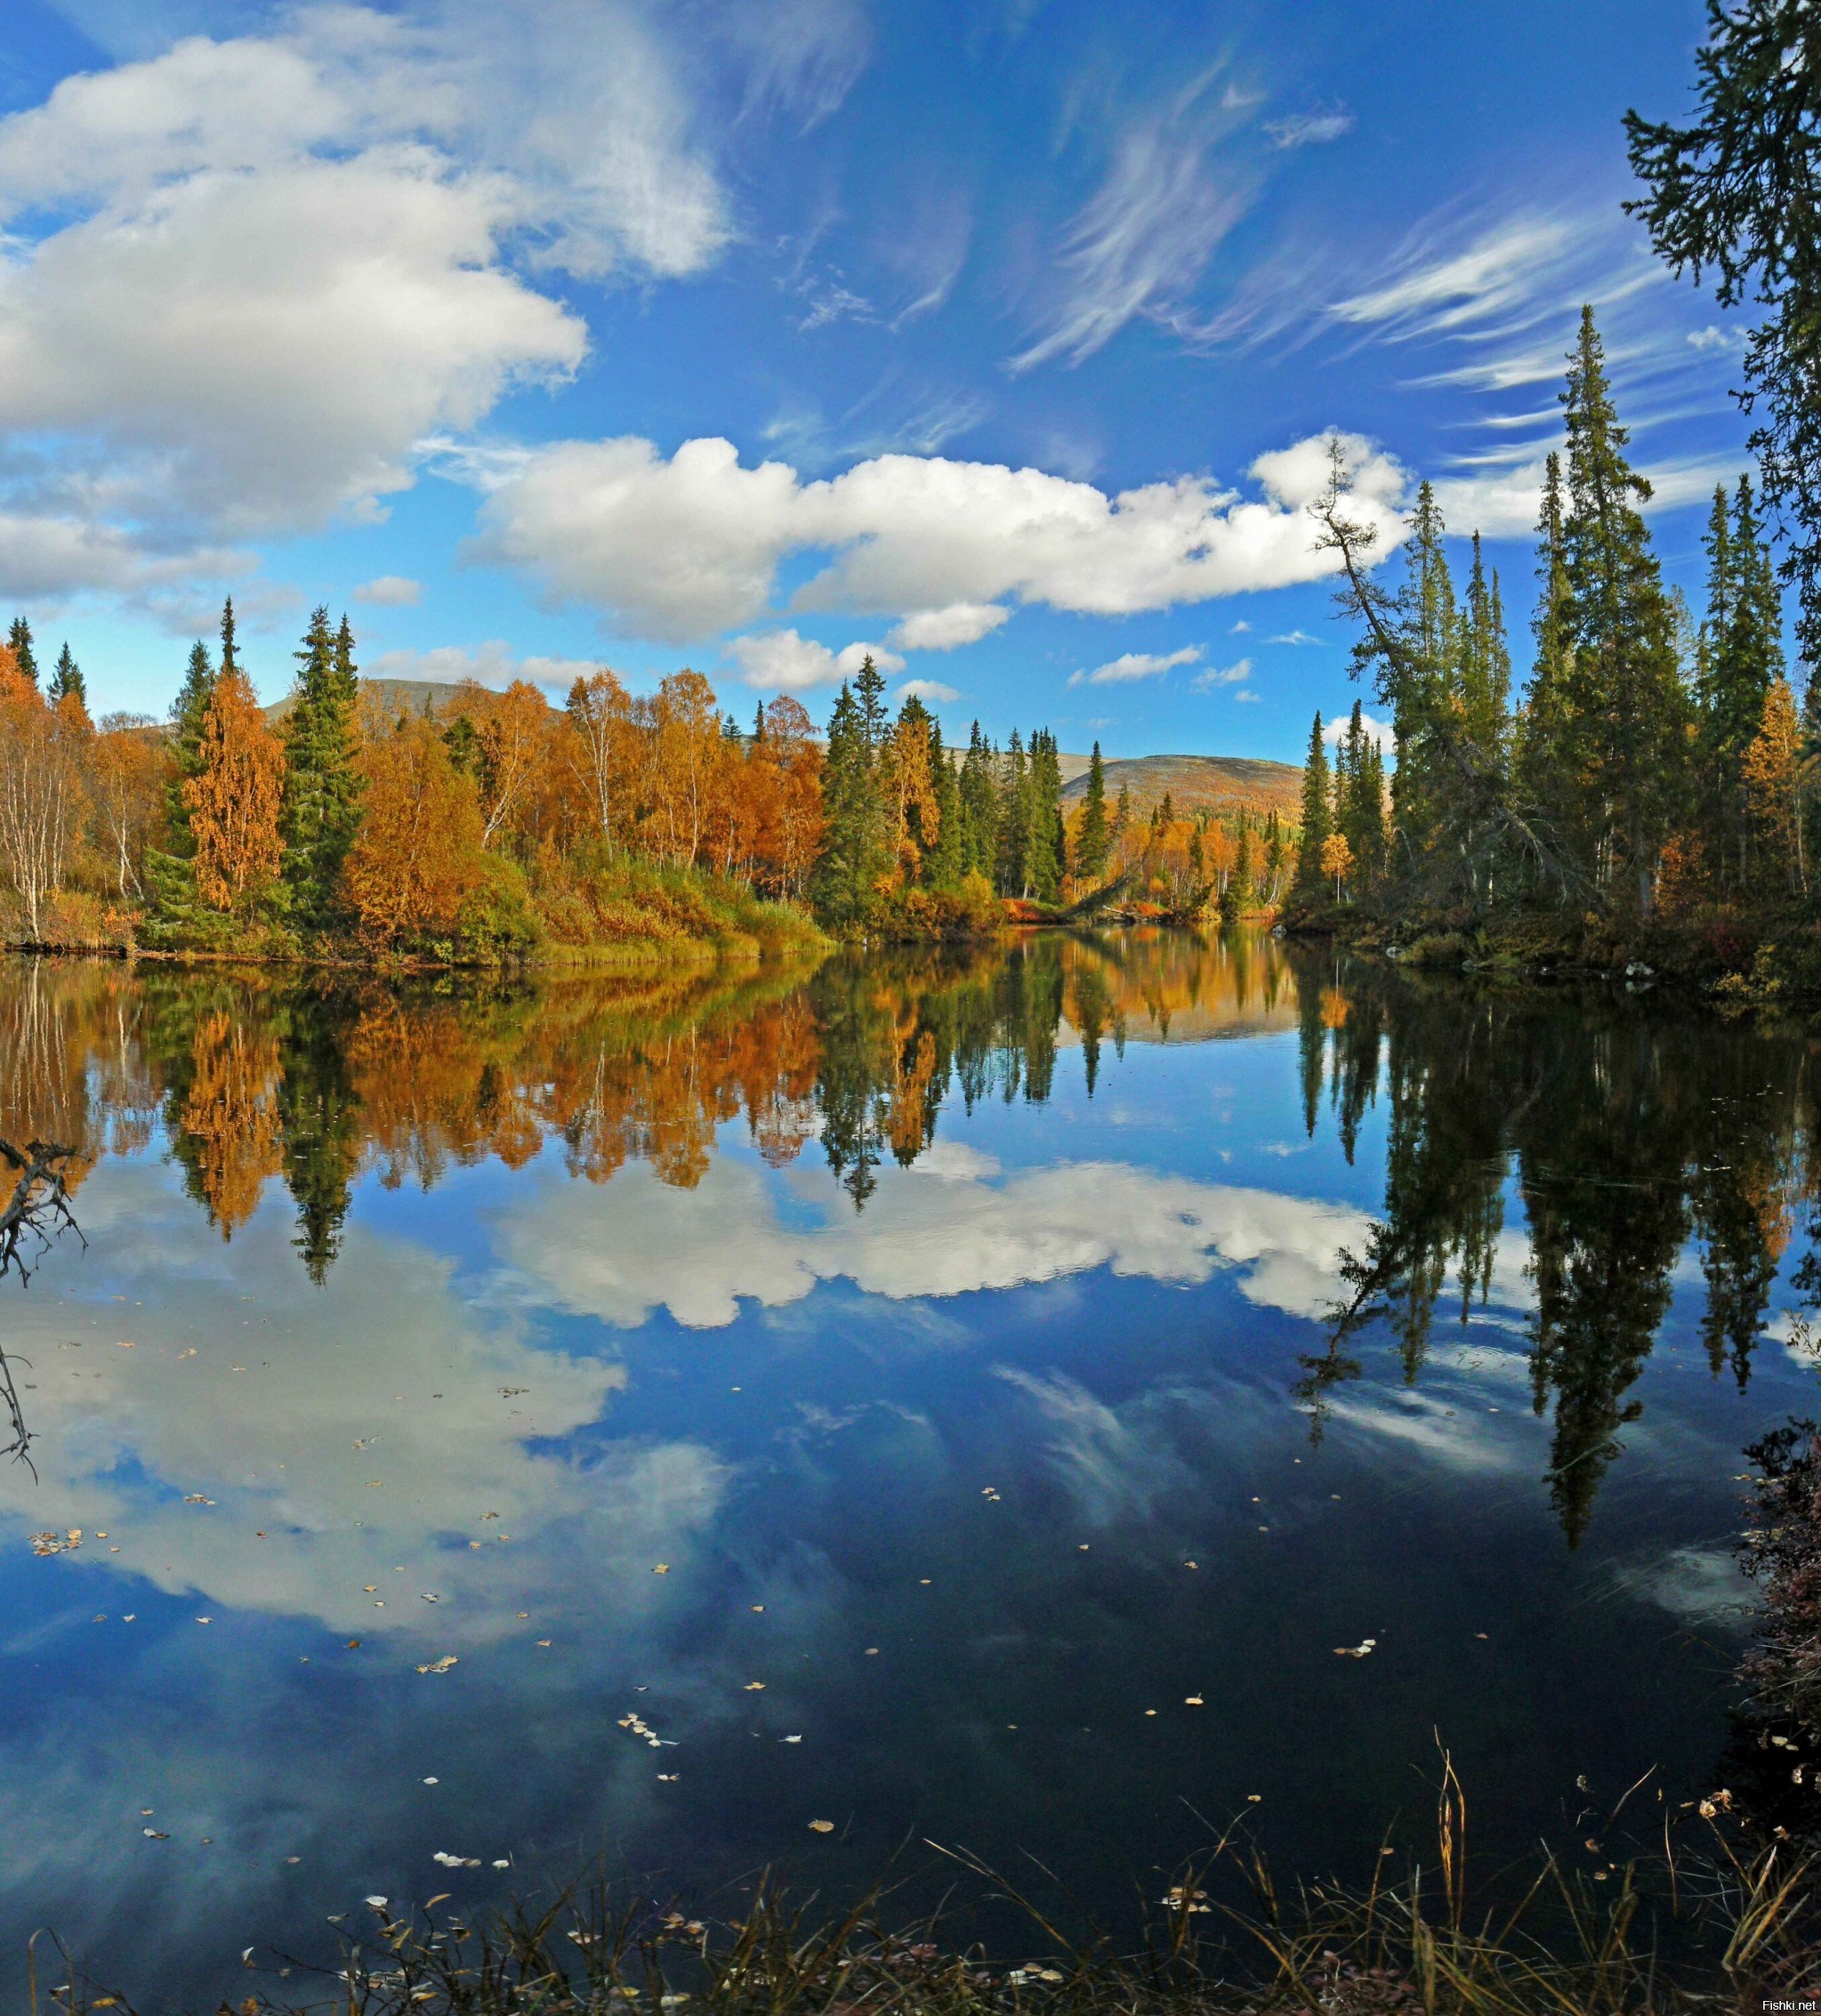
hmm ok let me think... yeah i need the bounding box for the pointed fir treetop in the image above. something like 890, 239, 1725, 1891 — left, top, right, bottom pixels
7, 617, 36, 685
219, 598, 240, 681
48, 641, 85, 709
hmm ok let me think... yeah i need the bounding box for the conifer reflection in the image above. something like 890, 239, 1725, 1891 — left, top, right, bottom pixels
1297, 959, 1816, 1542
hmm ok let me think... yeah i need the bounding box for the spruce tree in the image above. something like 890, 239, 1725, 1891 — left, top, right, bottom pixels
811, 661, 890, 927
1294, 713, 1332, 898
219, 597, 240, 681
47, 642, 85, 709
957, 722, 999, 882
1698, 476, 1782, 891
1076, 741, 1110, 879
1024, 730, 1066, 901
1557, 305, 1690, 911
282, 606, 366, 929
998, 730, 1030, 895
167, 640, 218, 848
1460, 532, 1511, 760
1517, 450, 1576, 851
7, 617, 36, 685
923, 716, 964, 891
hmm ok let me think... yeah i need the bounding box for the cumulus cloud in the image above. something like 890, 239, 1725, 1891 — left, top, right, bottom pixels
499, 1151, 1371, 1331
897, 678, 959, 703
1190, 657, 1250, 690
477, 430, 1409, 642
728, 628, 903, 692
0, 0, 767, 603
1324, 709, 1394, 750
355, 575, 424, 606
887, 602, 1009, 651
1068, 645, 1200, 688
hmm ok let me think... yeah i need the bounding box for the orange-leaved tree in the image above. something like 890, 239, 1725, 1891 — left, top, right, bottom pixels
93, 714, 172, 901
342, 716, 486, 941
182, 666, 286, 914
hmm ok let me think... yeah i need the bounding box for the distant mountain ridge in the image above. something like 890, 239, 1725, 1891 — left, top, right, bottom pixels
1059, 753, 1302, 820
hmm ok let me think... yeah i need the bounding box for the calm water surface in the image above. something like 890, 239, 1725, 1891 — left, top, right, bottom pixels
1, 933, 1816, 2004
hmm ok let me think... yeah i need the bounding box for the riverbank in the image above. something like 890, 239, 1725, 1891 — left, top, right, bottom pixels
56, 1821, 1818, 2014
0, 859, 831, 972
1281, 897, 1821, 1000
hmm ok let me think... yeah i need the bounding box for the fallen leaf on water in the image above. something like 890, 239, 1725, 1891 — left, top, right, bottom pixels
744, 1681, 765, 1691
1185, 1695, 1204, 1706
751, 1604, 765, 1613
1334, 1639, 1377, 1658
142, 1827, 167, 1840
417, 1655, 458, 1675
536, 1640, 552, 1648
116, 1341, 133, 1350
808, 1819, 834, 1834
652, 1564, 671, 1575
345, 1640, 360, 1649
780, 1734, 802, 1744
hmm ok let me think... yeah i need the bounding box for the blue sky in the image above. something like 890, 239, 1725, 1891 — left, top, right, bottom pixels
0, 0, 1754, 758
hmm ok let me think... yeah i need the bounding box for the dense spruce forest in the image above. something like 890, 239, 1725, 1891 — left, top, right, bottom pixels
1283, 306, 1816, 986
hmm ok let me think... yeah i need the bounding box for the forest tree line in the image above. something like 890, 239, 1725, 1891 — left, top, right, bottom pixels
0, 596, 1292, 957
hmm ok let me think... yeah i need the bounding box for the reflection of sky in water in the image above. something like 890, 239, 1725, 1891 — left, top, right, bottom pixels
0, 954, 1815, 2006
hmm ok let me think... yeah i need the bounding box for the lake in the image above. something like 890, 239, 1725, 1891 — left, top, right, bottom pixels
0, 933, 1812, 2005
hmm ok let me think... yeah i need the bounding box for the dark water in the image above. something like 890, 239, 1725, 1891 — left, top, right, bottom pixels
0, 934, 1815, 2005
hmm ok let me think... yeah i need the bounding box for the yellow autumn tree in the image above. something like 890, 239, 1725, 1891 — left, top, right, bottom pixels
1320, 830, 1354, 901
342, 716, 487, 941
1742, 676, 1809, 894
182, 667, 285, 913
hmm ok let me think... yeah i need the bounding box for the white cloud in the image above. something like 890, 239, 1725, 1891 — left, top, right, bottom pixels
897, 678, 959, 703
1330, 215, 1585, 342
500, 1152, 1373, 1330
477, 430, 1410, 642
1687, 325, 1744, 353
1190, 657, 1250, 690
0, 1, 754, 599
1068, 644, 1201, 688
1323, 709, 1394, 751
887, 602, 1009, 651
365, 641, 598, 689
1268, 629, 1322, 645
1432, 448, 1747, 541
1010, 85, 1255, 372
728, 629, 903, 693
1264, 109, 1353, 149
355, 575, 423, 606
1234, 689, 1260, 702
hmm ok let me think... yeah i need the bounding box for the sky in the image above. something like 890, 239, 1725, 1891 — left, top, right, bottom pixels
0, 0, 1757, 759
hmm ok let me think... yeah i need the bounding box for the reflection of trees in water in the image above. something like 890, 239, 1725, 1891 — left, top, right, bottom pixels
810, 931, 1293, 1207
1295, 957, 1817, 1543
0, 929, 1297, 1261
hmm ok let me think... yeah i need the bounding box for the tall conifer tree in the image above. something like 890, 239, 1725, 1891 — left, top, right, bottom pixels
1294, 712, 1332, 897
1557, 306, 1690, 911
47, 643, 85, 710
7, 617, 36, 686
282, 607, 366, 928
1076, 742, 1110, 879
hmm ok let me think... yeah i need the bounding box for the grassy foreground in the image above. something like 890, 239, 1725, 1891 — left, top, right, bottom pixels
37, 1814, 1820, 2016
